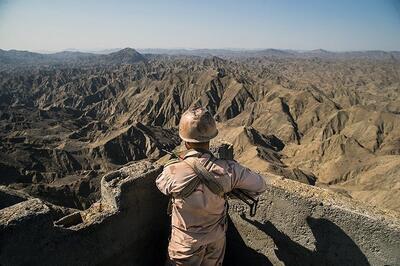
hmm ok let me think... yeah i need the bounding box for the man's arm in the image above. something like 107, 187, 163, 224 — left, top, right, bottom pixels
155, 170, 172, 195
156, 157, 181, 195
229, 161, 267, 195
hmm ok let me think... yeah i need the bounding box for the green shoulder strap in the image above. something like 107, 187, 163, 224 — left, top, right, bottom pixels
164, 158, 180, 167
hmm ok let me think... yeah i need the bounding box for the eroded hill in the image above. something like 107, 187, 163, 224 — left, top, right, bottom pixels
0, 48, 399, 212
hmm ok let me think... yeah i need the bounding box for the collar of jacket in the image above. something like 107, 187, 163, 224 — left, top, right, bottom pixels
183, 148, 213, 159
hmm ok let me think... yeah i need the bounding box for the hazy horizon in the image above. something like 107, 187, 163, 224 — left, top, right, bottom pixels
3, 47, 400, 55
1, 0, 400, 52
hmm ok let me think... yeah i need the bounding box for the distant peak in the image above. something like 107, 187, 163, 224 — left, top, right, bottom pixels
310, 49, 331, 53
112, 48, 140, 55
107, 48, 146, 64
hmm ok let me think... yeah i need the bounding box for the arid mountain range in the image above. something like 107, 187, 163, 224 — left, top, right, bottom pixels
0, 48, 399, 212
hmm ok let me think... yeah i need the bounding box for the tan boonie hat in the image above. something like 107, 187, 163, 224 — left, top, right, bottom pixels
179, 107, 218, 143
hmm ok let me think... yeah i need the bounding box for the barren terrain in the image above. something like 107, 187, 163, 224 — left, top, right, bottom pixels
0, 48, 399, 212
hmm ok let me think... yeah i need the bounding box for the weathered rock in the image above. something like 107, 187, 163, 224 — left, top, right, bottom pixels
1, 159, 399, 265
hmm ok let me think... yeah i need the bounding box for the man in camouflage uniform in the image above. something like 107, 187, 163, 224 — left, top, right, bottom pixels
156, 107, 267, 266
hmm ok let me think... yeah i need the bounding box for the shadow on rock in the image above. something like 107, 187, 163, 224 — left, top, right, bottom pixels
241, 215, 370, 266
224, 216, 272, 266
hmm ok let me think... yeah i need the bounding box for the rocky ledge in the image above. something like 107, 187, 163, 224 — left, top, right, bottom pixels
1, 153, 399, 265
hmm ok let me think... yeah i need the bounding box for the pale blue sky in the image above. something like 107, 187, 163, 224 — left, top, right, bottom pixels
0, 0, 399, 52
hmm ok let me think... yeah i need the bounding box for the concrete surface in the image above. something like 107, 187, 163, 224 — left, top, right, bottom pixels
225, 177, 400, 266
0, 160, 169, 266
1, 158, 399, 266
